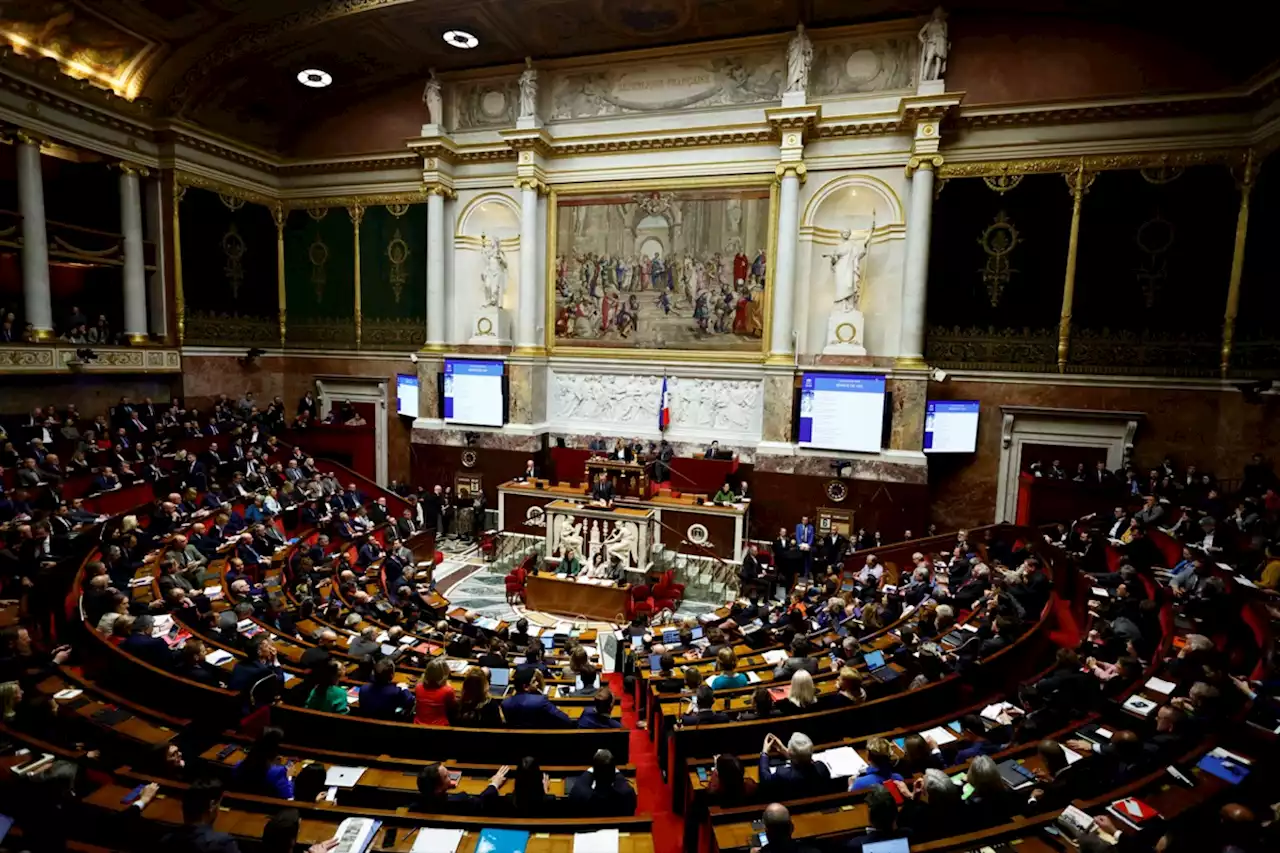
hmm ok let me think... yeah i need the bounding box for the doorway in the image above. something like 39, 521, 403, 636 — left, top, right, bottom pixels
314, 376, 390, 486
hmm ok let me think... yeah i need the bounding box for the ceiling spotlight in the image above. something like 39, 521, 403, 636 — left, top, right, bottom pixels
443, 30, 479, 49
296, 69, 333, 88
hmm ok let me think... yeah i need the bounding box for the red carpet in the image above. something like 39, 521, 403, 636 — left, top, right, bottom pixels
606, 673, 683, 853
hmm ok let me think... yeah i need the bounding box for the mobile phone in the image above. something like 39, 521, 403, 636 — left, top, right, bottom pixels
384, 827, 398, 846
121, 784, 146, 805
695, 767, 708, 783
215, 745, 238, 760
447, 771, 461, 784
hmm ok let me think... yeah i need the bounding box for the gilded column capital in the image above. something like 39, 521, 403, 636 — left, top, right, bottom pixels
173, 184, 188, 205
347, 202, 365, 227
774, 162, 807, 183
1063, 166, 1097, 201
117, 161, 151, 178
514, 177, 550, 195
271, 203, 286, 233
14, 129, 45, 147
424, 183, 457, 200
905, 154, 944, 177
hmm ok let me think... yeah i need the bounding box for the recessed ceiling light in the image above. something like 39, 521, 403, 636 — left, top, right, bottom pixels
443, 30, 479, 49
297, 69, 332, 88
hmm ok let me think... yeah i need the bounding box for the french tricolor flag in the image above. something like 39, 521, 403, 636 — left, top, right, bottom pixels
659, 375, 671, 431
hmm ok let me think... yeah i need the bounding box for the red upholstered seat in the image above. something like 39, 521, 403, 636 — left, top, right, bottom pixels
504, 566, 527, 603
628, 584, 655, 619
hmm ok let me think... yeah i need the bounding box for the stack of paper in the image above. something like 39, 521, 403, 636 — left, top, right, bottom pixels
918, 725, 958, 746
1144, 676, 1177, 695
981, 701, 1017, 721
572, 829, 620, 853
204, 649, 234, 666
411, 828, 465, 853
445, 659, 469, 673
761, 649, 788, 665
814, 746, 868, 778
325, 765, 368, 788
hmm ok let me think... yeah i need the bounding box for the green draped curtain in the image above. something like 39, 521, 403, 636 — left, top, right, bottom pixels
284, 207, 356, 349
359, 203, 427, 349
180, 187, 278, 346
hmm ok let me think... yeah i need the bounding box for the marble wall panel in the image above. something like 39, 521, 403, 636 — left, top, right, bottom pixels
887, 376, 926, 451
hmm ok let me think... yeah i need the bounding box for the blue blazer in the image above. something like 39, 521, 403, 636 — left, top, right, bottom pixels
795, 523, 815, 546
501, 692, 571, 728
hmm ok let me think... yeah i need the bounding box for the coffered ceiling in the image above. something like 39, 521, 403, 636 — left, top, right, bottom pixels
2, 1, 1277, 154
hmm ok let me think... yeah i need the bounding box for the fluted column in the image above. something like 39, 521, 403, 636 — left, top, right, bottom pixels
1057, 163, 1095, 372
15, 132, 52, 340
769, 163, 804, 360
119, 164, 149, 344
1220, 151, 1256, 377
515, 177, 542, 349
425, 188, 447, 347
898, 155, 942, 367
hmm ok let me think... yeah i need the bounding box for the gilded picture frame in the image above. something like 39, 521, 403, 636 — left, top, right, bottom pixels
545, 175, 777, 361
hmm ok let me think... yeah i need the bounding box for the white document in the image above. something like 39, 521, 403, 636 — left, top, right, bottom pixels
411, 828, 465, 853
573, 829, 620, 853
1122, 695, 1156, 716
1095, 727, 1113, 739
1144, 676, 1177, 695
1061, 745, 1085, 765
1091, 587, 1110, 597
762, 649, 788, 665
813, 745, 868, 778
981, 701, 1017, 721
746, 671, 762, 684
53, 688, 83, 700
204, 650, 234, 666
328, 817, 379, 853
325, 765, 368, 787
919, 725, 958, 746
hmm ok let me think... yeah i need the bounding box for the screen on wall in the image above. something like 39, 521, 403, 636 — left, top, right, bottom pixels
443, 359, 504, 427
395, 375, 419, 417
924, 400, 980, 453
797, 373, 886, 453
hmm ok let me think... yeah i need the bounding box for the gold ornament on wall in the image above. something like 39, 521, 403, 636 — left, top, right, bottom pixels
306, 207, 329, 222
309, 237, 329, 303
825, 480, 848, 503
387, 228, 409, 304
218, 193, 246, 211
982, 173, 1024, 194
386, 203, 411, 218
221, 223, 246, 299
979, 210, 1020, 307
1139, 166, 1184, 185
1134, 213, 1174, 309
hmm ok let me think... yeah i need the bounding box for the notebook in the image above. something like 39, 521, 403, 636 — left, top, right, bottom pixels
1122, 695, 1157, 717
475, 828, 531, 853
996, 759, 1036, 790
411, 828, 465, 853
1195, 748, 1251, 784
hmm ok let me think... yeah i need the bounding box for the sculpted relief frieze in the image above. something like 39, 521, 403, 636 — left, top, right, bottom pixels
809, 36, 917, 98
550, 372, 761, 439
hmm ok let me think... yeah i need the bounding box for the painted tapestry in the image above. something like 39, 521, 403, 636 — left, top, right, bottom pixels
553, 186, 770, 352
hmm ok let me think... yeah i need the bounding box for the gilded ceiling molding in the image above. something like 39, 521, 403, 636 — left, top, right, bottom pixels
280, 190, 430, 211
935, 149, 1248, 180
278, 155, 420, 176
549, 128, 776, 155
175, 171, 276, 208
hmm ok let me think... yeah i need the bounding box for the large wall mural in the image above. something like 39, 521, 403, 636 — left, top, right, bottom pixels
552, 184, 771, 354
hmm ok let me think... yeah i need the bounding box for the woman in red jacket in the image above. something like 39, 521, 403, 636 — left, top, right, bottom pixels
414, 658, 457, 726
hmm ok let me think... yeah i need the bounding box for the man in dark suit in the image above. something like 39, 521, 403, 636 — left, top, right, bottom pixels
1090, 461, 1114, 486
739, 543, 764, 599
680, 684, 731, 726
773, 635, 819, 680
121, 615, 172, 668
368, 497, 390, 525
159, 779, 241, 853
356, 536, 383, 569
519, 458, 538, 481
567, 749, 637, 816
357, 659, 414, 720
591, 472, 616, 504
818, 528, 846, 572
395, 508, 418, 541
758, 733, 832, 798
757, 803, 822, 853
227, 638, 284, 695
501, 667, 572, 728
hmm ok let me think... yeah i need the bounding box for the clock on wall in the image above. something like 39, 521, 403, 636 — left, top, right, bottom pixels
461, 449, 478, 468
825, 479, 848, 503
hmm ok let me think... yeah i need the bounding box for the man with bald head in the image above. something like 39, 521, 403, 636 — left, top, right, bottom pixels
299, 629, 338, 674
753, 802, 820, 853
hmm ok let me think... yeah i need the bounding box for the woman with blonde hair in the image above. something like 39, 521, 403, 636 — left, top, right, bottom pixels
456, 666, 503, 727
413, 658, 457, 726
825, 666, 866, 708
0, 681, 21, 722
779, 669, 818, 715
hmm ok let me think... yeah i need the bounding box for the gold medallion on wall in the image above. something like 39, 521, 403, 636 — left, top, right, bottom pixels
221, 223, 246, 299
387, 228, 409, 304
979, 211, 1019, 307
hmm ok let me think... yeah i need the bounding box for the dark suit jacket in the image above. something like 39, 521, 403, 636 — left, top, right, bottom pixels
121, 632, 173, 668
158, 822, 242, 853
567, 773, 637, 816
501, 691, 571, 728
757, 754, 833, 797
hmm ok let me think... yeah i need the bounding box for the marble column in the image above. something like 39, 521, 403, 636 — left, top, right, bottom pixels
119, 165, 149, 344
15, 133, 53, 340
898, 156, 939, 367
769, 166, 802, 360
425, 189, 446, 347
144, 177, 168, 340
516, 180, 540, 349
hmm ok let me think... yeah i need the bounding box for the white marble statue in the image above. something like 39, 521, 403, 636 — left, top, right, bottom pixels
518, 57, 538, 119
559, 517, 583, 557
826, 216, 875, 312
603, 522, 638, 569
785, 24, 813, 94
918, 7, 950, 83
422, 70, 443, 125
479, 235, 508, 308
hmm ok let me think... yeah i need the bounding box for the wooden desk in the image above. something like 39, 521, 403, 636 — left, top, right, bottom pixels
524, 572, 630, 622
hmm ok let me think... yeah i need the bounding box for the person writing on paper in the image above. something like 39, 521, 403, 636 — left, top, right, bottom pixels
795, 515, 815, 577
758, 732, 831, 798
568, 748, 637, 816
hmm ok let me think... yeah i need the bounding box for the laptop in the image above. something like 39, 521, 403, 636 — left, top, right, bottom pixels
690, 626, 704, 641
540, 636, 555, 650
488, 667, 511, 697
863, 650, 899, 683
662, 629, 679, 644
649, 653, 663, 672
